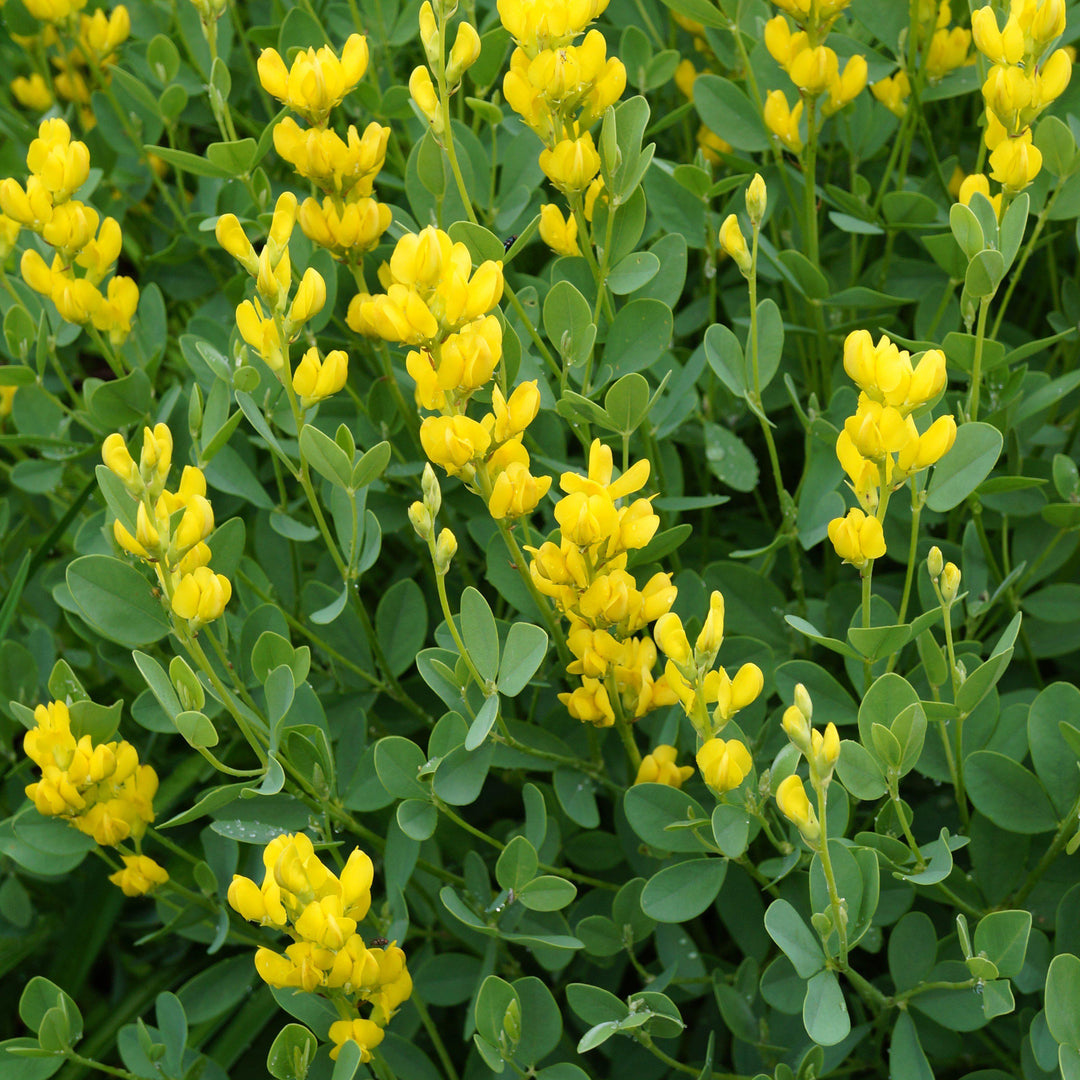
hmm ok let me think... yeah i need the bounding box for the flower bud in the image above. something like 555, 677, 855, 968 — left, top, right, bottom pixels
102, 432, 141, 493
434, 527, 458, 574
746, 173, 767, 224
694, 590, 725, 663
409, 66, 441, 128
811, 722, 840, 777
419, 2, 440, 68
927, 545, 943, 579
719, 214, 751, 274
408, 500, 433, 540
941, 561, 960, 604
776, 774, 819, 841
421, 461, 442, 518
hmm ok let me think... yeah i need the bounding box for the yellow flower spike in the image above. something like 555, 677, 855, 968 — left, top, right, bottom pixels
827, 507, 887, 568
109, 855, 168, 897
12, 74, 53, 112
539, 133, 601, 193
27, 118, 91, 202
697, 737, 753, 793
171, 566, 232, 628
718, 214, 751, 274
776, 774, 820, 841
788, 46, 839, 96
539, 203, 579, 255
447, 21, 482, 85
634, 745, 695, 788
409, 66, 442, 129
257, 35, 370, 125
329, 1018, 385, 1064
764, 90, 804, 153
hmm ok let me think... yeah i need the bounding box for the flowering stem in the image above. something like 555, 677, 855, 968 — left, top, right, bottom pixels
814, 784, 849, 964
802, 99, 820, 268
967, 296, 991, 422
431, 548, 488, 691
895, 480, 923, 628
570, 193, 616, 323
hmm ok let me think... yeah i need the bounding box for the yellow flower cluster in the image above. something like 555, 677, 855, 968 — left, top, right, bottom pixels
102, 424, 232, 630
920, 0, 973, 80
775, 685, 838, 843
258, 35, 392, 261
23, 700, 162, 855
764, 15, 867, 117
217, 194, 347, 409
11, 5, 130, 123
634, 744, 694, 787
528, 440, 680, 727
0, 118, 138, 343
499, 0, 623, 256
972, 0, 1070, 192
409, 2, 482, 135
654, 590, 764, 741
828, 331, 955, 567
227, 833, 411, 1063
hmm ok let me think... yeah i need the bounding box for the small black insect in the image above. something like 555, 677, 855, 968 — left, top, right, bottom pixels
502, 235, 518, 252
369, 937, 389, 949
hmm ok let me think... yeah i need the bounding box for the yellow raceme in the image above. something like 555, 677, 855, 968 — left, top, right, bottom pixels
257, 35, 370, 125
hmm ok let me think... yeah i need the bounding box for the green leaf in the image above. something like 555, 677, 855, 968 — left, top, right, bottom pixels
802, 971, 850, 1046
949, 202, 985, 258
836, 740, 888, 800
351, 440, 391, 488
655, 0, 728, 28
604, 372, 651, 433
497, 622, 548, 696
66, 556, 169, 648
704, 421, 759, 492
888, 1012, 934, 1080
1046, 954, 1080, 1050
543, 281, 594, 368
460, 587, 499, 682
396, 798, 437, 841
299, 425, 353, 489
148, 144, 232, 178
518, 875, 577, 911
640, 858, 726, 922
926, 422, 1003, 512
1028, 682, 1080, 817
764, 900, 826, 979
175, 710, 219, 749
465, 695, 500, 752
888, 912, 937, 992
693, 75, 769, 151
376, 579, 428, 678
624, 784, 712, 853
496, 835, 538, 892
603, 298, 672, 380
19, 979, 81, 1041
608, 252, 660, 294
974, 910, 1031, 979
374, 737, 426, 799
711, 805, 750, 858
965, 751, 1058, 833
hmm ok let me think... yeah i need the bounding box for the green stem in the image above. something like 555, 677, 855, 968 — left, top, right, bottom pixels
1010, 788, 1080, 905
967, 297, 991, 422
814, 785, 849, 964
411, 995, 461, 1080
861, 561, 874, 692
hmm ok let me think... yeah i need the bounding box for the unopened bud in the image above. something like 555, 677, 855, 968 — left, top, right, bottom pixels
409, 500, 433, 540
170, 656, 206, 711
746, 173, 767, 224
927, 545, 943, 579
793, 682, 813, 722
782, 704, 811, 752
941, 562, 960, 604
422, 461, 442, 517
434, 527, 457, 574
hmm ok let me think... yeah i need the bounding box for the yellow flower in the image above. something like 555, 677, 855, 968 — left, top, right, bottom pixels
697, 738, 753, 792
447, 21, 482, 84
172, 566, 232, 627
871, 70, 911, 117
635, 745, 694, 787
409, 66, 441, 127
293, 347, 348, 408
420, 414, 491, 475
718, 214, 751, 274
539, 133, 601, 193
653, 612, 692, 667
827, 507, 886, 568
764, 90, 804, 153
329, 1018, 385, 1063
776, 774, 820, 840
539, 203, 579, 255
11, 74, 53, 112
788, 46, 839, 96
258, 35, 370, 125
109, 854, 168, 897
